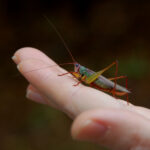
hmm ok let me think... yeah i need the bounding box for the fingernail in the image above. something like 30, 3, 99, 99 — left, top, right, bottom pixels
12, 55, 18, 63
26, 90, 47, 104
17, 64, 20, 70
74, 119, 108, 142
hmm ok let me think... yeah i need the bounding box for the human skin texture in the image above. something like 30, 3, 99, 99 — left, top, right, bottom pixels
12, 47, 150, 150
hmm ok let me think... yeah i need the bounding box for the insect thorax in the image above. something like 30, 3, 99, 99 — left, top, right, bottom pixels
79, 66, 90, 77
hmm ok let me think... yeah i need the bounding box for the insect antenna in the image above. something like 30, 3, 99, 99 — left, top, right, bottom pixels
43, 15, 76, 63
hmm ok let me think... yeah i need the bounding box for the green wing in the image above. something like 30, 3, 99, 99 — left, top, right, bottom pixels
85, 62, 116, 84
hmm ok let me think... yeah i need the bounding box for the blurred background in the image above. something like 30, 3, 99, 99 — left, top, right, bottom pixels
1, 0, 150, 150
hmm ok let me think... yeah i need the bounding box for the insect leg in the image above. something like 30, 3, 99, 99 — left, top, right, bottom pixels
91, 83, 128, 96
73, 76, 86, 86
58, 71, 74, 76
73, 81, 81, 86
112, 61, 118, 98
109, 75, 129, 103
108, 76, 127, 81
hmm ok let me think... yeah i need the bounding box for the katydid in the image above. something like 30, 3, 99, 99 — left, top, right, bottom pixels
45, 17, 131, 101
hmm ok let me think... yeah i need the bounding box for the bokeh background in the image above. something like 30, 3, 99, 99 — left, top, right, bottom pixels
1, 0, 150, 150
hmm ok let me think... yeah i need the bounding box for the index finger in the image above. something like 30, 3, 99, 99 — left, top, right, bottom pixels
13, 47, 132, 118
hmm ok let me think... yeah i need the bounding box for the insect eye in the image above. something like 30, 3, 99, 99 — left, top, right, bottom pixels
75, 64, 79, 67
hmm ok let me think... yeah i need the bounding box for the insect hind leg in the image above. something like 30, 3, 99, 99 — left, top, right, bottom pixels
110, 60, 118, 98
110, 75, 129, 103
110, 61, 129, 104
58, 71, 74, 76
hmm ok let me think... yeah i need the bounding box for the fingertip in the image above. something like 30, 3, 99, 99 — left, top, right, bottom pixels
13, 47, 38, 64
71, 118, 107, 143
17, 58, 57, 75
12, 47, 54, 65
71, 110, 107, 141
71, 109, 150, 150
11, 55, 18, 63
26, 88, 47, 104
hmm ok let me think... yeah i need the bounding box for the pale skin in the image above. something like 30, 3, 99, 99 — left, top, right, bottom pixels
12, 47, 150, 150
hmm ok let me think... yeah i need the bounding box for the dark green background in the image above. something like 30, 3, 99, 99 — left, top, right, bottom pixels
1, 1, 150, 150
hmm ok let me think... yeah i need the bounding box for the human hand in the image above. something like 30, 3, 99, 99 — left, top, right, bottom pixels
12, 47, 150, 150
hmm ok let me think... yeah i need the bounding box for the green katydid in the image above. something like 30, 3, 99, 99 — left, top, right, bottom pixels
40, 16, 131, 102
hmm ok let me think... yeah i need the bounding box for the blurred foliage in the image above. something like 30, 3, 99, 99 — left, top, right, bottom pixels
1, 0, 150, 150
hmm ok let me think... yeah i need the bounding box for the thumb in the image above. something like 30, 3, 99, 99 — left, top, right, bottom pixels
71, 109, 150, 150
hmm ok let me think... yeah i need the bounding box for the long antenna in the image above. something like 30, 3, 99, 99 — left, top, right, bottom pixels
43, 15, 76, 63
